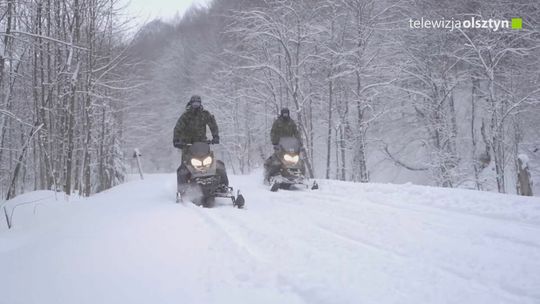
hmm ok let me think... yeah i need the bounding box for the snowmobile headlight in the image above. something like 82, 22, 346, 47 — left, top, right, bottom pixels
283, 153, 299, 164
191, 158, 203, 167
202, 156, 212, 166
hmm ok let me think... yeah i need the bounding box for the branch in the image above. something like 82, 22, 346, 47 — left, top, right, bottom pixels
383, 143, 429, 171
0, 109, 34, 127
1, 31, 88, 50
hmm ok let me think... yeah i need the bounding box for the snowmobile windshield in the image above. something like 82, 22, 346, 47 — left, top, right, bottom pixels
279, 137, 301, 153
189, 142, 211, 158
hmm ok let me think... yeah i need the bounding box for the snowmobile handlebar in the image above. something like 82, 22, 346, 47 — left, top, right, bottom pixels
186, 140, 213, 146
175, 140, 214, 149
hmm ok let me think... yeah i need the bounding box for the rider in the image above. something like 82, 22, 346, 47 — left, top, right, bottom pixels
264, 107, 302, 182
173, 95, 228, 192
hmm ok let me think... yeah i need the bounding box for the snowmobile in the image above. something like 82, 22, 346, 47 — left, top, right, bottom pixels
176, 141, 244, 208
265, 137, 318, 192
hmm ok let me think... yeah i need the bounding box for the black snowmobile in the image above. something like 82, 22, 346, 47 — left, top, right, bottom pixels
176, 141, 244, 208
265, 137, 318, 192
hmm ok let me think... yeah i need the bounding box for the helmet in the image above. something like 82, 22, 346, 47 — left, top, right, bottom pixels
280, 107, 290, 119
189, 95, 202, 109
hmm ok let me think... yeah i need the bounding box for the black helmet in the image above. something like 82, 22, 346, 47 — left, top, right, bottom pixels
189, 95, 202, 109
280, 107, 290, 118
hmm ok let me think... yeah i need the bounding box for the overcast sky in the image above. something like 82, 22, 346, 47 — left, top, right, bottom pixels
124, 0, 211, 23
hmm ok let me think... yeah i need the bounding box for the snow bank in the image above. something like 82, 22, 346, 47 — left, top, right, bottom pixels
0, 190, 72, 232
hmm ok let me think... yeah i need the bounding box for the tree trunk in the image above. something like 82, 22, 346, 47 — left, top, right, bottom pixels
65, 0, 81, 196
325, 77, 333, 179
471, 74, 481, 190
6, 125, 42, 200
516, 158, 533, 196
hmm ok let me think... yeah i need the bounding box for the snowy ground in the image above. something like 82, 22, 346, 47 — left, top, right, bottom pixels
1, 173, 540, 304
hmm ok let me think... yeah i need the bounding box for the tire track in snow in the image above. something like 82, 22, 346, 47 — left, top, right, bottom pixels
226, 181, 540, 304
190, 205, 269, 263
188, 205, 312, 304
275, 189, 540, 257
300, 189, 540, 228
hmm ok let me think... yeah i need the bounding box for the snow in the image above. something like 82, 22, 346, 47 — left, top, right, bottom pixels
1, 173, 540, 304
518, 153, 530, 169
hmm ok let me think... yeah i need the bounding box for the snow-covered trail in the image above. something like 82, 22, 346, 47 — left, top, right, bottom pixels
1, 173, 540, 304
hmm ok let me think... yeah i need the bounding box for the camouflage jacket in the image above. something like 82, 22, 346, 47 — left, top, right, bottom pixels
270, 117, 301, 145
173, 106, 218, 145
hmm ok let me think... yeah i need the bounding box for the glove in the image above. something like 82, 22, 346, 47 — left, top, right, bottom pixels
211, 135, 220, 144
173, 139, 183, 148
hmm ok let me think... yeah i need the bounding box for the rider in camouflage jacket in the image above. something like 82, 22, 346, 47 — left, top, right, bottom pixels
173, 95, 219, 149
270, 108, 301, 145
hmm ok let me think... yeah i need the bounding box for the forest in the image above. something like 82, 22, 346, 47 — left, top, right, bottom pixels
1, 0, 539, 199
